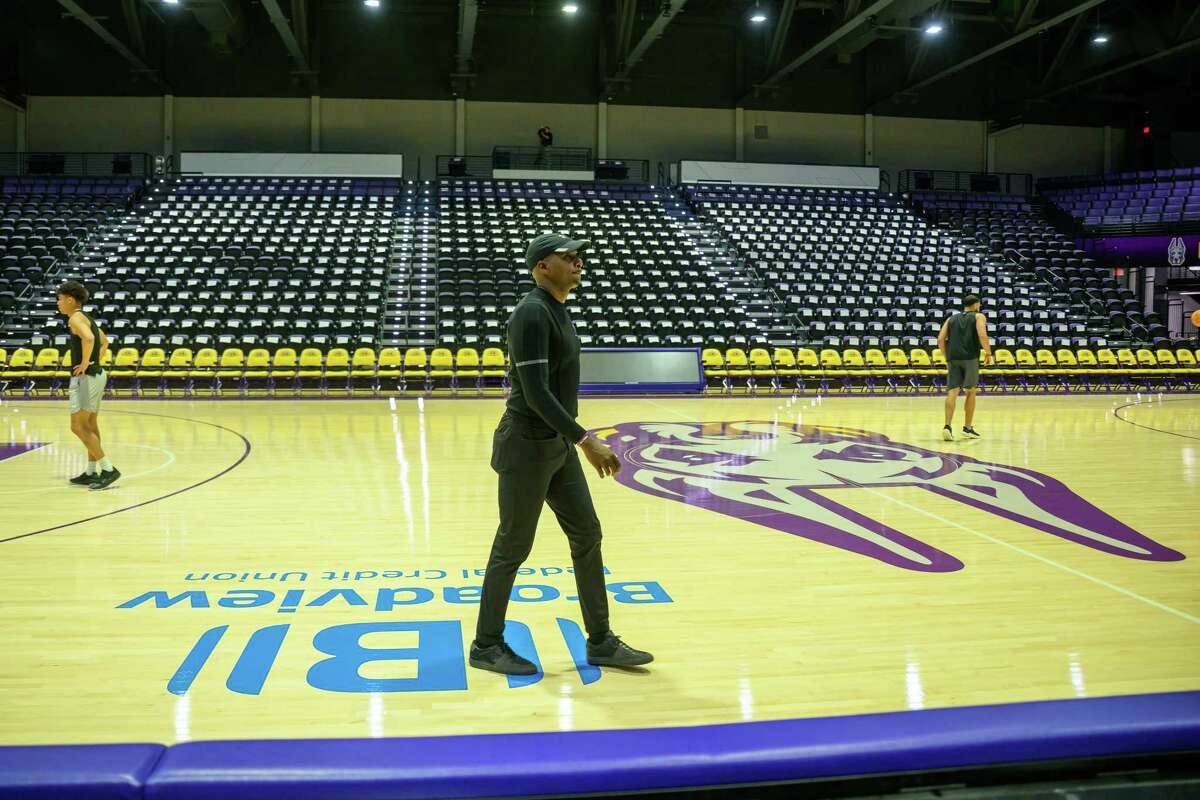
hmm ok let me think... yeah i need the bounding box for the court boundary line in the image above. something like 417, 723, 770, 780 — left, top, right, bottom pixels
0, 408, 252, 545
1112, 397, 1200, 441
640, 398, 1200, 627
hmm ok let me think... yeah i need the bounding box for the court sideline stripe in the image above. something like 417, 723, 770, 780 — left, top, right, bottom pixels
640, 398, 1200, 627
0, 408, 252, 545
1112, 397, 1200, 441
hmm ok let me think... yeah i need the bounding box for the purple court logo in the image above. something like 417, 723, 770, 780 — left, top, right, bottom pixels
596, 421, 1184, 573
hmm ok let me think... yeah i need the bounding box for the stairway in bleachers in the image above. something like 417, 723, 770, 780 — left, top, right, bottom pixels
381, 182, 437, 348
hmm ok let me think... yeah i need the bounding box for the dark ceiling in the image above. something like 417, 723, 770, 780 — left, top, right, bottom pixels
1, 0, 1197, 130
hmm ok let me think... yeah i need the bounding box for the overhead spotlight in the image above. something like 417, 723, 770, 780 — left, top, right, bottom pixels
162, 0, 179, 4
1091, 33, 1109, 44
562, 3, 579, 13
363, 0, 380, 7
924, 23, 944, 36
750, 12, 768, 23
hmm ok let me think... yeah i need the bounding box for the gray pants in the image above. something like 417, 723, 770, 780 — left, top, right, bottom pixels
475, 412, 610, 646
947, 359, 980, 390
69, 371, 107, 413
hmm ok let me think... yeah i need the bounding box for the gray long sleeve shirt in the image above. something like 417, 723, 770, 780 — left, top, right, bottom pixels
503, 286, 588, 442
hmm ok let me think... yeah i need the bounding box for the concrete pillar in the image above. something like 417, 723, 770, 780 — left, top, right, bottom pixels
864, 113, 875, 166
597, 101, 608, 159
310, 95, 321, 152
455, 98, 466, 156
163, 94, 174, 161
735, 107, 745, 162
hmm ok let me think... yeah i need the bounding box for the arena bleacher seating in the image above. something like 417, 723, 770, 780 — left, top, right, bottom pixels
909, 190, 1167, 345
1, 176, 142, 345
1, 174, 1197, 399
1040, 167, 1200, 227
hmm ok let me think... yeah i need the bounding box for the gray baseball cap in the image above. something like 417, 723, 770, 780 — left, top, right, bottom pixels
525, 233, 591, 271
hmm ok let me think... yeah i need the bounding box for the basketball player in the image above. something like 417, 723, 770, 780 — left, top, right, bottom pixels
938, 294, 993, 441
469, 233, 653, 676
56, 281, 120, 489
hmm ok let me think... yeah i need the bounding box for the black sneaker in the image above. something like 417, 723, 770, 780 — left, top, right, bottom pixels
586, 632, 654, 667
69, 471, 98, 486
962, 426, 981, 439
942, 425, 954, 442
469, 641, 537, 676
90, 468, 121, 491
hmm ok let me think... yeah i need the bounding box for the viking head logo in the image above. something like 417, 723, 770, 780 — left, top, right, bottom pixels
1167, 237, 1186, 267
594, 421, 1183, 573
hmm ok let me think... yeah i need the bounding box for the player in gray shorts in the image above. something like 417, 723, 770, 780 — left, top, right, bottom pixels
938, 294, 993, 442
57, 281, 121, 490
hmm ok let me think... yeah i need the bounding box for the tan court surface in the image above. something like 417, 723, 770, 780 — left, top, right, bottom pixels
1, 394, 1197, 746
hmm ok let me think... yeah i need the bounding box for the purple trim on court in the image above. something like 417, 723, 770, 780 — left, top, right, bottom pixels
0, 409, 252, 545
0, 442, 47, 461
1113, 398, 1200, 442
1, 691, 1191, 800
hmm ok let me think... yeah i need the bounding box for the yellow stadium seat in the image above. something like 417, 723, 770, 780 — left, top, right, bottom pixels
297, 348, 325, 393
216, 348, 246, 395
454, 348, 482, 393
819, 348, 842, 368
771, 348, 799, 389
350, 347, 378, 393
748, 348, 774, 391
324, 348, 352, 395
1055, 349, 1077, 368
723, 348, 751, 392
136, 348, 166, 396
842, 349, 865, 368
243, 348, 272, 395
190, 348, 220, 394
931, 349, 947, 368
994, 349, 1016, 368
270, 348, 299, 395
702, 348, 725, 389
402, 347, 428, 392
108, 347, 141, 394
376, 348, 402, 392
796, 348, 819, 369
28, 347, 61, 394
1136, 348, 1157, 368
480, 347, 507, 390
163, 348, 193, 394
1075, 349, 1097, 368
0, 348, 6, 369
3, 348, 34, 395
1096, 348, 1119, 369
428, 348, 454, 390
1015, 348, 1037, 368
1116, 348, 1137, 368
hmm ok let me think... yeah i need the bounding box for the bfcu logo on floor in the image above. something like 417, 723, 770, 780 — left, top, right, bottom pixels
115, 566, 672, 694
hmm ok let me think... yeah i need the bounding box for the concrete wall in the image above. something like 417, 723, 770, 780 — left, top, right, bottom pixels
320, 98, 454, 178
742, 110, 863, 166
19, 95, 1152, 183
608, 104, 736, 168
175, 97, 310, 155
0, 105, 16, 151
875, 115, 986, 181
466, 101, 596, 157
991, 123, 1107, 180
27, 96, 161, 153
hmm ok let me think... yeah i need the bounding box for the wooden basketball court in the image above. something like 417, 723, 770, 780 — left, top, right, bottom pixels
1, 394, 1197, 747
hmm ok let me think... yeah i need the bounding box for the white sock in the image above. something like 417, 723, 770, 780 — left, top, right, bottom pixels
98, 457, 113, 472
86, 461, 98, 475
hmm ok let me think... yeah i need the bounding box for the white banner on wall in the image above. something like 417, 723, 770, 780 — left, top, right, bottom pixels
179, 152, 404, 177
679, 160, 880, 190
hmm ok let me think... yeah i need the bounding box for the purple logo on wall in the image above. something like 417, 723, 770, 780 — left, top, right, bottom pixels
596, 421, 1184, 573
